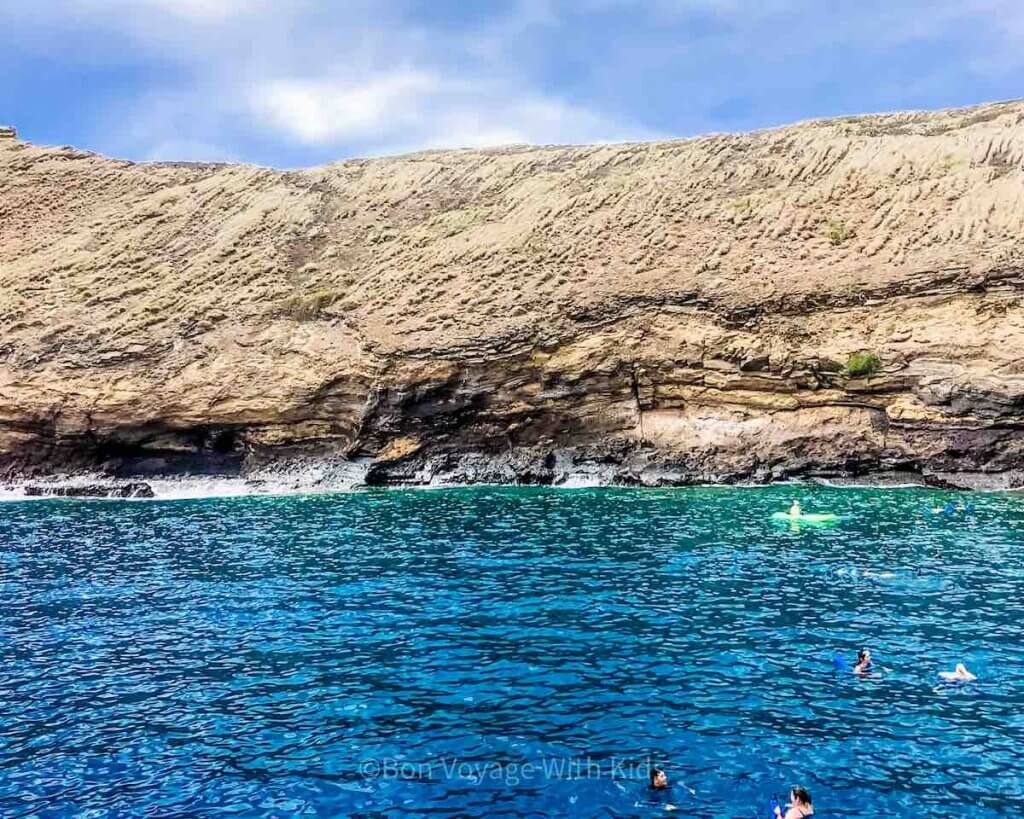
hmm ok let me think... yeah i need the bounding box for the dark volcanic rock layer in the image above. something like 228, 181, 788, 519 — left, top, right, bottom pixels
2, 102, 1024, 489
23, 482, 154, 499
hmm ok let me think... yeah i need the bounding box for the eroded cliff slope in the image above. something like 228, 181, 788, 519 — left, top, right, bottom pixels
2, 102, 1024, 488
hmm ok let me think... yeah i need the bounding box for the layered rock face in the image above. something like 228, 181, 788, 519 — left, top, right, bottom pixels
2, 102, 1023, 488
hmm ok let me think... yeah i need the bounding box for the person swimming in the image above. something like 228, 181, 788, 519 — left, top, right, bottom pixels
854, 647, 873, 674
939, 662, 977, 682
644, 767, 678, 811
772, 502, 836, 526
773, 785, 814, 818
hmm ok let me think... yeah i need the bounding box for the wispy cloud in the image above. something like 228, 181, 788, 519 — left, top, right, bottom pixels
0, 0, 653, 162
254, 71, 442, 145
249, 68, 659, 155
1, 0, 1021, 165
76, 0, 254, 23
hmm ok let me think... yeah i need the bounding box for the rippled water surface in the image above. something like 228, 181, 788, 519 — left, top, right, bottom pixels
3, 486, 1024, 817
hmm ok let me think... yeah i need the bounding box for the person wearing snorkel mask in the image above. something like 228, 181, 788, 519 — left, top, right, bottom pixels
773, 785, 814, 818
853, 647, 873, 674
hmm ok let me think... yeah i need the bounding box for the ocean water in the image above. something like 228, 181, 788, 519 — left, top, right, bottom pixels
2, 485, 1024, 818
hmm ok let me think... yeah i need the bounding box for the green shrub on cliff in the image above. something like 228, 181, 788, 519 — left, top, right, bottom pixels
826, 219, 855, 246
845, 351, 881, 377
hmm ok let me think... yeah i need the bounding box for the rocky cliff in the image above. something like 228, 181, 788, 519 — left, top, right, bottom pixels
2, 102, 1024, 490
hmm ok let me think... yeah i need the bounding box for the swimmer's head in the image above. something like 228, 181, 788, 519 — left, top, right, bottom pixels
650, 767, 668, 790
858, 648, 871, 665
790, 786, 812, 808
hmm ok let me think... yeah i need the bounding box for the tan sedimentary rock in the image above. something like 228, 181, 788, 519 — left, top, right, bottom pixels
2, 101, 1023, 487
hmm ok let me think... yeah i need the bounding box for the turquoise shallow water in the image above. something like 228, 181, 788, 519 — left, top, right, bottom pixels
2, 485, 1024, 817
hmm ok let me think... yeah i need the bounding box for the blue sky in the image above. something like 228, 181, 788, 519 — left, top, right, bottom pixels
1, 0, 1022, 167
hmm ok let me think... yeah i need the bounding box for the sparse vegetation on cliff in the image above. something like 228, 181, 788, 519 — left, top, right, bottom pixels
845, 351, 881, 377
281, 289, 343, 320
826, 219, 855, 246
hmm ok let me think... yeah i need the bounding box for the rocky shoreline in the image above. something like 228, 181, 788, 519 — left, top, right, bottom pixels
5, 447, 1022, 499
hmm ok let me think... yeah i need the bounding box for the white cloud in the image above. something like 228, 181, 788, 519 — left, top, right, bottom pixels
254, 71, 440, 144
71, 0, 260, 23
1, 0, 650, 161
6, 0, 1022, 164
249, 69, 657, 156
132, 0, 250, 21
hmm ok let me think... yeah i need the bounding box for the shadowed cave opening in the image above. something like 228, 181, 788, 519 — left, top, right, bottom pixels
95, 426, 246, 478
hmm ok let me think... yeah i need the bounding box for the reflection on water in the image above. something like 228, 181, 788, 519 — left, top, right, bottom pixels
2, 485, 1024, 817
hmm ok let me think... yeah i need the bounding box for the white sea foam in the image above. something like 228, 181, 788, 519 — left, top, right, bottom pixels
0, 459, 373, 503
0, 463, 989, 503
554, 474, 606, 489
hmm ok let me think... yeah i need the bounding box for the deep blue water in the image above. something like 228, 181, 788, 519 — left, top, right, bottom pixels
3, 485, 1024, 818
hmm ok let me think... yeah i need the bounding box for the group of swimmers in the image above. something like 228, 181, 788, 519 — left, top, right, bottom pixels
644, 645, 975, 815
787, 500, 980, 687
851, 647, 976, 681
791, 499, 972, 517
643, 500, 980, 814
648, 769, 814, 817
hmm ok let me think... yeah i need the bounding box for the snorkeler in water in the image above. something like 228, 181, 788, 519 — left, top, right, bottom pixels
930, 500, 973, 516
939, 663, 977, 682
790, 500, 802, 517
853, 647, 873, 675
773, 785, 815, 818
